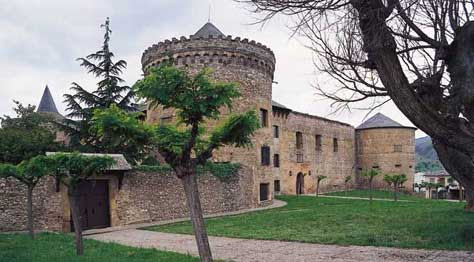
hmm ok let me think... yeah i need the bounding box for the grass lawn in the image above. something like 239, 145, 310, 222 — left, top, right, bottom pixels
145, 194, 474, 251
324, 189, 419, 200
0, 232, 199, 262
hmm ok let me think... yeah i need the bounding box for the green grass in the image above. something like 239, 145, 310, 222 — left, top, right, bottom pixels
325, 189, 418, 200
145, 194, 474, 251
0, 232, 199, 262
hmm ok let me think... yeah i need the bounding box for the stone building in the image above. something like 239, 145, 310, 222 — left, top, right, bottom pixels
0, 22, 416, 233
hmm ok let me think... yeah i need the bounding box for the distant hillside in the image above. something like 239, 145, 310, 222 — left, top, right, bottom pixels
415, 136, 444, 172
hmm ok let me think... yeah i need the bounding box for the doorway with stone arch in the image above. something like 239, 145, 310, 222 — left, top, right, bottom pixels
296, 172, 304, 195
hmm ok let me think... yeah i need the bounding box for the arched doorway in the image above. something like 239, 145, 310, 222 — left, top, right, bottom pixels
296, 172, 304, 195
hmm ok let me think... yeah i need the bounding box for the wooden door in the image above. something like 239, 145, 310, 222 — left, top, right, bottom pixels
296, 173, 304, 195
71, 180, 110, 231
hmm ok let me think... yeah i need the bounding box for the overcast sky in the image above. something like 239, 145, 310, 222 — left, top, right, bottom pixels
0, 0, 426, 137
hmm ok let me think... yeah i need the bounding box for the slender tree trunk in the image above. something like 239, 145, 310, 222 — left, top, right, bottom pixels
181, 173, 213, 262
465, 188, 474, 211
68, 187, 84, 256
369, 179, 373, 201
393, 184, 398, 202
26, 185, 34, 239
316, 181, 320, 196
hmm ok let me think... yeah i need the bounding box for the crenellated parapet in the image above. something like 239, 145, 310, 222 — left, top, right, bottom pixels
141, 34, 276, 79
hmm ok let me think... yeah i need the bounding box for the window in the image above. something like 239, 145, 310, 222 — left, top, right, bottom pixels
274, 180, 281, 192
273, 125, 279, 138
261, 146, 270, 166
315, 135, 322, 151
160, 116, 173, 124
333, 138, 338, 152
394, 144, 402, 152
296, 132, 303, 149
297, 153, 304, 163
273, 154, 280, 167
260, 109, 268, 127
260, 183, 269, 201
395, 164, 402, 168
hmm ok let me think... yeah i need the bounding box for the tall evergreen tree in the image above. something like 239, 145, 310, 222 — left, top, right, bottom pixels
63, 18, 136, 151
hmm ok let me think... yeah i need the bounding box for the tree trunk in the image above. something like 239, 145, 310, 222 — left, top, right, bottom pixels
181, 173, 213, 262
26, 185, 34, 239
433, 141, 474, 212
369, 179, 373, 201
393, 184, 398, 202
316, 181, 320, 196
68, 187, 84, 256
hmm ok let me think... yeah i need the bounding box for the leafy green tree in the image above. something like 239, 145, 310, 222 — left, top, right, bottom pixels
422, 181, 434, 199
344, 175, 352, 196
316, 175, 327, 196
134, 65, 260, 262
383, 173, 408, 201
414, 183, 424, 193
0, 156, 55, 238
361, 169, 380, 201
0, 101, 61, 164
51, 153, 115, 256
63, 18, 136, 152
90, 104, 155, 164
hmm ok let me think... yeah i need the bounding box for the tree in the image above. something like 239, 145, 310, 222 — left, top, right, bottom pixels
90, 104, 155, 165
63, 18, 136, 153
0, 156, 54, 238
344, 175, 352, 196
133, 65, 260, 262
0, 101, 60, 164
316, 175, 327, 196
414, 182, 425, 193
51, 153, 115, 255
422, 181, 434, 199
242, 0, 474, 211
361, 169, 380, 201
383, 173, 408, 201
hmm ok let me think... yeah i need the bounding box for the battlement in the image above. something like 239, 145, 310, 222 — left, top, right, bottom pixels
141, 34, 276, 78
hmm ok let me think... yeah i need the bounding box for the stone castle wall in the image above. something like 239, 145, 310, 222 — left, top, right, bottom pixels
356, 128, 416, 191
0, 167, 255, 232
143, 34, 276, 205
273, 110, 356, 195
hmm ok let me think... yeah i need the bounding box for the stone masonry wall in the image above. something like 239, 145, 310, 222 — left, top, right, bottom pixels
273, 110, 356, 195
114, 166, 255, 225
356, 128, 416, 191
0, 176, 63, 232
0, 166, 255, 232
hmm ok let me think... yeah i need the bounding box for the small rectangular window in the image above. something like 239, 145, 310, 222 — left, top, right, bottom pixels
160, 116, 173, 124
273, 125, 279, 138
260, 183, 269, 201
261, 146, 270, 166
260, 109, 268, 127
274, 180, 281, 192
315, 135, 322, 151
394, 144, 402, 152
273, 154, 280, 168
297, 153, 304, 163
333, 138, 338, 152
296, 132, 303, 149
395, 164, 402, 168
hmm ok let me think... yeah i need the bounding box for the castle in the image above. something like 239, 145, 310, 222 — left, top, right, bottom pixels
142, 22, 416, 200
0, 22, 415, 233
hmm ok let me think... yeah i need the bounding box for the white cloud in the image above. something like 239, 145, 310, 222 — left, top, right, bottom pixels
0, 0, 426, 137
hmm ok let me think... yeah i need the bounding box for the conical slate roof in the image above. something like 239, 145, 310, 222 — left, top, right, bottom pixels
194, 22, 224, 38
37, 86, 60, 114
356, 113, 415, 130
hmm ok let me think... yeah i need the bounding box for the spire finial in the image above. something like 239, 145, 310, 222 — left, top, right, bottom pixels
208, 3, 211, 23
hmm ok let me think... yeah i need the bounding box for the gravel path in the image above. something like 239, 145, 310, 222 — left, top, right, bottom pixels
87, 229, 474, 262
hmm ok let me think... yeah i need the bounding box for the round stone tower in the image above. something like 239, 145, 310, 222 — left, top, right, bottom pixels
141, 22, 276, 205
355, 113, 416, 191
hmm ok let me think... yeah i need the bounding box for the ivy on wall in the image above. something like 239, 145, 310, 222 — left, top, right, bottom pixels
134, 162, 241, 182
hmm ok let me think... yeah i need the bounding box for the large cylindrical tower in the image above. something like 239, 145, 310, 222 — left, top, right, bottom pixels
141, 22, 276, 205
355, 113, 416, 191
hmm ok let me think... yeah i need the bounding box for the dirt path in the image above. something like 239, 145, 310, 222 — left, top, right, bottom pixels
87, 229, 473, 262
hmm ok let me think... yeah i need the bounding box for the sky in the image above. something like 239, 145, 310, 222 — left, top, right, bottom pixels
0, 0, 426, 137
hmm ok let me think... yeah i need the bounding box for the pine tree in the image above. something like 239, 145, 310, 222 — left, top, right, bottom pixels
63, 18, 136, 151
